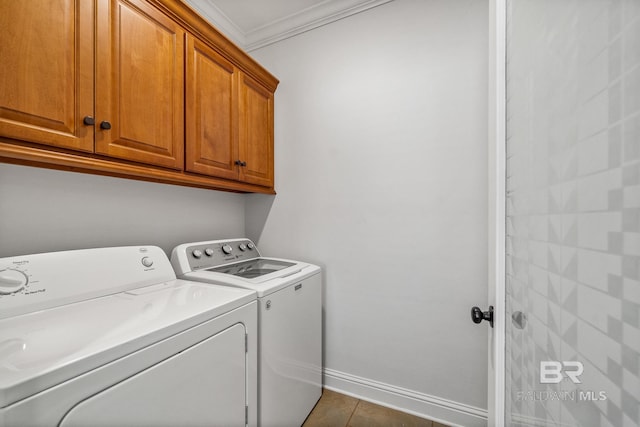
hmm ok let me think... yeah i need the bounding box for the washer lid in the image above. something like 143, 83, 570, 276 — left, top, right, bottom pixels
0, 280, 256, 408
205, 258, 296, 279
185, 259, 321, 297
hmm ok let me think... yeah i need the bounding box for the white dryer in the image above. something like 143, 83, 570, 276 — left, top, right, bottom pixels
171, 239, 322, 427
0, 246, 258, 427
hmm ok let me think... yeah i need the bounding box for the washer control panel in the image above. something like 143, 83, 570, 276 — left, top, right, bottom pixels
185, 239, 260, 271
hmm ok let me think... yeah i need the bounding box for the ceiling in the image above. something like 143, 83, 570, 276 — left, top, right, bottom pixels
183, 0, 393, 51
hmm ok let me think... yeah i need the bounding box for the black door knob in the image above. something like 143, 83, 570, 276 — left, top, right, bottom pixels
471, 306, 494, 328
83, 116, 95, 126
100, 121, 112, 130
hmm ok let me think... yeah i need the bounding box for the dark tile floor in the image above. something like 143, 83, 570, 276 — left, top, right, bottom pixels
303, 389, 451, 427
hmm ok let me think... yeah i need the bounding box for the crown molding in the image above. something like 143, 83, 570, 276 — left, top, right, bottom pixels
183, 0, 394, 52
244, 0, 394, 51
182, 0, 246, 46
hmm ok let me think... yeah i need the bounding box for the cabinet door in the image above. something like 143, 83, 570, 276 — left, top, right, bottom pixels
0, 0, 94, 152
95, 0, 184, 170
238, 73, 274, 188
185, 36, 238, 180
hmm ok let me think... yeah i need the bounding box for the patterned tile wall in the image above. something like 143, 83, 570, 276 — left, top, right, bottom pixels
505, 0, 640, 426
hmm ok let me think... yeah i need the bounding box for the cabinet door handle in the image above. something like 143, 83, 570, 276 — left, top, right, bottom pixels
235, 160, 247, 167
240, 161, 247, 167
100, 121, 112, 130
83, 116, 95, 126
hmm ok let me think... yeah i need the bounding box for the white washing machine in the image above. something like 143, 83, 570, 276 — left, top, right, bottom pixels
171, 239, 322, 427
0, 246, 258, 427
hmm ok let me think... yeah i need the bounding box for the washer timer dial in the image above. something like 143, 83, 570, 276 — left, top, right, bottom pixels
192, 249, 203, 259
0, 268, 28, 295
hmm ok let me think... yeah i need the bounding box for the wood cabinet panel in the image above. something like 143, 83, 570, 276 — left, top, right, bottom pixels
0, 0, 278, 193
185, 35, 238, 179
0, 139, 275, 194
0, 0, 94, 152
95, 0, 184, 169
238, 74, 274, 188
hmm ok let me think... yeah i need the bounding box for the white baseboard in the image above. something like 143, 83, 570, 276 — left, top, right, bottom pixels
323, 368, 488, 427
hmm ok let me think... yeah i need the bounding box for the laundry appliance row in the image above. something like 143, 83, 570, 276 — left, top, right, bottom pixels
0, 238, 322, 427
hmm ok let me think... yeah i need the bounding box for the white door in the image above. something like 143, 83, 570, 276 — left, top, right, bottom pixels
489, 0, 640, 426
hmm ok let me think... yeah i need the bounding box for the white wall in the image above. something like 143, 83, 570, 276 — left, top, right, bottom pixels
0, 163, 245, 257
1, 1, 490, 423
247, 0, 489, 425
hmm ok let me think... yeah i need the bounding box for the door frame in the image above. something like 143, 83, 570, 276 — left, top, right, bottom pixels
487, 0, 506, 425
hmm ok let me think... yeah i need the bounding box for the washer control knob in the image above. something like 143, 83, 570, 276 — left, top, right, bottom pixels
221, 244, 233, 255
238, 243, 247, 251
247, 242, 255, 250
0, 269, 28, 295
204, 248, 214, 257
192, 249, 203, 259
141, 257, 153, 268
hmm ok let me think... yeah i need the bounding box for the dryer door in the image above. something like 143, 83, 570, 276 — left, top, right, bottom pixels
60, 323, 247, 427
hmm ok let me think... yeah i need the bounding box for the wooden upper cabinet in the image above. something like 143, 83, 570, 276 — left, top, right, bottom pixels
238, 73, 274, 188
186, 38, 275, 188
185, 35, 238, 180
95, 0, 185, 170
0, 0, 94, 152
0, 0, 278, 193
